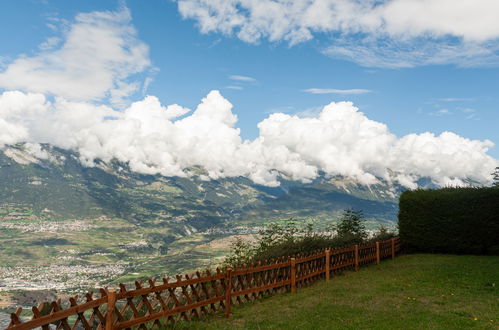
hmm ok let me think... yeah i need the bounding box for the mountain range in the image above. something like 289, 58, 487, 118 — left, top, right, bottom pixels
0, 143, 403, 294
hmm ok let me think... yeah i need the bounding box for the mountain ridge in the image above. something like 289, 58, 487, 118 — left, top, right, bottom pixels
0, 143, 402, 292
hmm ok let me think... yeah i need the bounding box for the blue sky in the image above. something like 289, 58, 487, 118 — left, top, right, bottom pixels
0, 0, 498, 187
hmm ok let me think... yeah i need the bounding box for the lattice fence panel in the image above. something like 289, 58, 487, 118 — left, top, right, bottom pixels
359, 243, 377, 266
295, 250, 326, 288
380, 240, 392, 258
328, 246, 356, 275
113, 270, 226, 329
8, 290, 109, 330
394, 237, 401, 253
231, 258, 291, 305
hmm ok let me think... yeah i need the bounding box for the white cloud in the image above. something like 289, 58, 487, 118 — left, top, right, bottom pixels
430, 109, 452, 116
0, 90, 496, 188
465, 113, 479, 120
141, 77, 154, 95
229, 75, 256, 82
38, 37, 61, 51
226, 86, 243, 90
439, 98, 474, 102
0, 7, 151, 105
0, 6, 496, 188
461, 108, 479, 120
323, 37, 499, 68
293, 106, 322, 118
304, 88, 372, 95
376, 0, 499, 42
177, 0, 499, 67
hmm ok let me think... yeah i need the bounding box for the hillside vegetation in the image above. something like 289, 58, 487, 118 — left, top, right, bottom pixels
176, 254, 499, 329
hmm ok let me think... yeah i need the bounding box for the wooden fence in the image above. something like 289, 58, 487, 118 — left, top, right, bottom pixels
6, 237, 400, 329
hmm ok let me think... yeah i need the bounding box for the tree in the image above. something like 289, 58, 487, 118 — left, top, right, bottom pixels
223, 237, 254, 267
370, 225, 395, 242
335, 209, 368, 243
492, 166, 499, 187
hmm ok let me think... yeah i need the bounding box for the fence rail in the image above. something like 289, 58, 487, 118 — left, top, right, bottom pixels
6, 237, 401, 329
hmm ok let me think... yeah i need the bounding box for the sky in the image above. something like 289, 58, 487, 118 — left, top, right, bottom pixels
0, 0, 498, 188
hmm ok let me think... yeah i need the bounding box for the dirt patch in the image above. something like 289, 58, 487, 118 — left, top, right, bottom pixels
11, 290, 58, 307
0, 294, 13, 308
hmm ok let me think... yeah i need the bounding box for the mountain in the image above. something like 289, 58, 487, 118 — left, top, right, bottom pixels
0, 143, 401, 294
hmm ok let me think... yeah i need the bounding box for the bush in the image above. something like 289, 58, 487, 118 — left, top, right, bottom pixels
223, 237, 254, 267
369, 225, 396, 242
398, 187, 499, 255
224, 210, 394, 267
224, 220, 336, 266
334, 209, 368, 244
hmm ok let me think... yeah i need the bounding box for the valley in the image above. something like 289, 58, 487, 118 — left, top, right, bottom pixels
0, 143, 400, 313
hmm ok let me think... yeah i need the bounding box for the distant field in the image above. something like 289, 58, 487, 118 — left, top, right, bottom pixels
176, 254, 499, 329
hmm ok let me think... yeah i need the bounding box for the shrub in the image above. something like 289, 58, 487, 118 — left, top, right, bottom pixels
223, 210, 394, 267
492, 166, 499, 186
398, 187, 499, 255
223, 237, 254, 267
369, 225, 396, 242
334, 208, 368, 244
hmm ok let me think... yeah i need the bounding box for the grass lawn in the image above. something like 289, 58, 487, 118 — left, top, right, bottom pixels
174, 254, 499, 329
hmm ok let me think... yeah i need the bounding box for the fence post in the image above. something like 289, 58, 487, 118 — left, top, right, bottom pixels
224, 267, 232, 317
376, 241, 380, 264
290, 258, 297, 293
354, 245, 359, 272
106, 289, 116, 330
391, 238, 395, 260
325, 249, 330, 281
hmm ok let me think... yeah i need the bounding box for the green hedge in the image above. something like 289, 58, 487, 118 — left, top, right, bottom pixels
398, 187, 499, 255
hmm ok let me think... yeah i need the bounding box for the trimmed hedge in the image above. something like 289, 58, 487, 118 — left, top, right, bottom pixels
398, 187, 499, 255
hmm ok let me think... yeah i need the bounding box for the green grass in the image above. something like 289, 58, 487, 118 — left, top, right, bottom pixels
173, 254, 499, 329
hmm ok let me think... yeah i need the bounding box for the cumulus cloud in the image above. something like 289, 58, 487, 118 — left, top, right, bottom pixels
0, 5, 496, 189
0, 90, 497, 188
177, 0, 499, 67
0, 7, 151, 104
